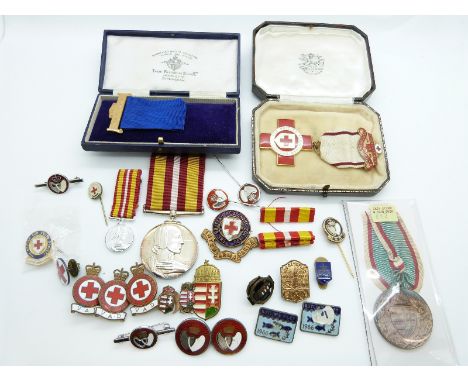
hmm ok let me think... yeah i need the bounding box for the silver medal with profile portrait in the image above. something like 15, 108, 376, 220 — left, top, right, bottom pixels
105, 221, 134, 252
140, 220, 198, 279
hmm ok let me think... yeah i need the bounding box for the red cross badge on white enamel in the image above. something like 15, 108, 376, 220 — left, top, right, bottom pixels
72, 263, 104, 307
98, 268, 129, 314
126, 263, 158, 307
259, 119, 313, 166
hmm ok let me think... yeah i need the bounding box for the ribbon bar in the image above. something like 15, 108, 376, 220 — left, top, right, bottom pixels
110, 169, 142, 220
145, 154, 205, 214
257, 231, 315, 249
260, 207, 315, 223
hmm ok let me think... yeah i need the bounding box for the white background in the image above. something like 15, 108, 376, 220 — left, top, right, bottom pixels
0, 15, 467, 366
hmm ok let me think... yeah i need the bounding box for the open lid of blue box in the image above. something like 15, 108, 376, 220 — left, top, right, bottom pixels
253, 22, 375, 103
99, 30, 240, 97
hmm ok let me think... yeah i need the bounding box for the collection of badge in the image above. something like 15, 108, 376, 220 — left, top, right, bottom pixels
27, 146, 429, 357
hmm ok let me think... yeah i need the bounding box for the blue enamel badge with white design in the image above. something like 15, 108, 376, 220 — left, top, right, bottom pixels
315, 258, 332, 287
255, 307, 298, 343
300, 302, 341, 336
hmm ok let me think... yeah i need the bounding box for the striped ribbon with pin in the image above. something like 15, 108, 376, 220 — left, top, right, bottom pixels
258, 231, 315, 249
260, 207, 315, 223
110, 169, 142, 219
144, 154, 205, 213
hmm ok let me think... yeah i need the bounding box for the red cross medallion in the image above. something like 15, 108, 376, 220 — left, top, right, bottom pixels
259, 119, 313, 166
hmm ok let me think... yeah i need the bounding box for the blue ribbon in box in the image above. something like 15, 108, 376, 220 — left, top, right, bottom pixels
120, 97, 187, 131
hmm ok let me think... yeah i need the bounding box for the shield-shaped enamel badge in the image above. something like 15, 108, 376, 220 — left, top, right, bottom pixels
96, 268, 129, 320
157, 286, 179, 314
222, 217, 241, 241
71, 263, 104, 315
179, 283, 195, 313
280, 260, 310, 303
193, 261, 222, 320
212, 210, 251, 247
126, 263, 158, 315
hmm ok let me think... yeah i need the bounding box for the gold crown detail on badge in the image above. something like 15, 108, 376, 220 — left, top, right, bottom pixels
113, 268, 129, 282
130, 263, 145, 275
194, 260, 221, 283
85, 263, 101, 276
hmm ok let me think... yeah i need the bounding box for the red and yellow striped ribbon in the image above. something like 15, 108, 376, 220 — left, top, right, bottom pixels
110, 169, 142, 219
144, 154, 205, 213
257, 231, 315, 249
260, 207, 315, 223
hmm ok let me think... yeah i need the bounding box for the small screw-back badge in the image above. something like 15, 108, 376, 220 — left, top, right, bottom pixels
56, 258, 80, 286
157, 286, 179, 314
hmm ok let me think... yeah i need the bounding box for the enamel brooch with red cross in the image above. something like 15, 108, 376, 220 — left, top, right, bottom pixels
126, 263, 158, 315
96, 268, 129, 320
71, 263, 104, 315
25, 231, 53, 266
212, 210, 251, 248
260, 119, 312, 166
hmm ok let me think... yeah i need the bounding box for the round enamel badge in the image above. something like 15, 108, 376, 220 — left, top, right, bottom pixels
269, 126, 304, 157
238, 183, 261, 206
211, 318, 247, 355
175, 318, 211, 356
130, 327, 159, 349
56, 258, 71, 286
88, 182, 103, 199
73, 274, 104, 307
126, 272, 157, 307
206, 189, 229, 211
47, 174, 70, 194
99, 280, 129, 314
212, 210, 251, 247
25, 231, 52, 266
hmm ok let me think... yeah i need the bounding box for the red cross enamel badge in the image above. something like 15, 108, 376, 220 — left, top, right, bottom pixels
126, 263, 158, 307
98, 268, 129, 314
72, 263, 104, 307
259, 119, 312, 166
